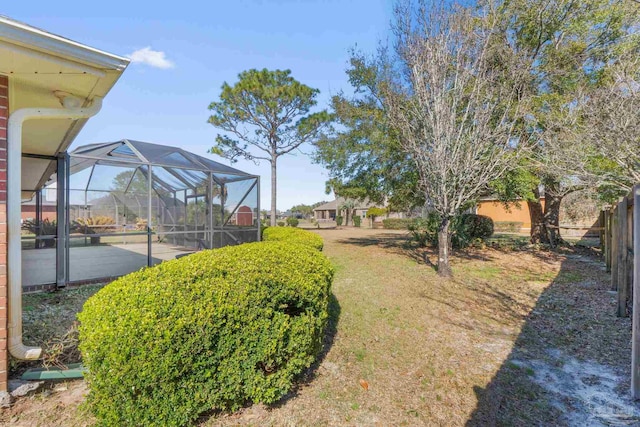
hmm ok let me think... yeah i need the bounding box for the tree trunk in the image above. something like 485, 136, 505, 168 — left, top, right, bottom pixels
544, 193, 562, 248
528, 187, 549, 244
528, 200, 546, 244
270, 159, 277, 227
437, 217, 452, 277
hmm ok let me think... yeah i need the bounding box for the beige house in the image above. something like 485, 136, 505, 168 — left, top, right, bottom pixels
313, 197, 405, 224
0, 16, 128, 402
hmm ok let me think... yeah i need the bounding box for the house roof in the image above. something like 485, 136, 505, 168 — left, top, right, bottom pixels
0, 15, 129, 198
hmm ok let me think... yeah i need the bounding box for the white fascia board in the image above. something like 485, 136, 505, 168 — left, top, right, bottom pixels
0, 15, 129, 71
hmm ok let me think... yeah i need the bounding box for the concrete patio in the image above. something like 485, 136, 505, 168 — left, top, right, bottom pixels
22, 242, 193, 287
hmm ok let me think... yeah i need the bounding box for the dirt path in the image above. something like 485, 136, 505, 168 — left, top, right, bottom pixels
1, 228, 635, 426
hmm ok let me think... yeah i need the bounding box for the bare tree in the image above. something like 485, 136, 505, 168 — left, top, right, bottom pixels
381, 0, 527, 276
541, 54, 640, 202
576, 59, 640, 194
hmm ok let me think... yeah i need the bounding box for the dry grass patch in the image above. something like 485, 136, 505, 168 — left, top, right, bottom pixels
2, 229, 633, 426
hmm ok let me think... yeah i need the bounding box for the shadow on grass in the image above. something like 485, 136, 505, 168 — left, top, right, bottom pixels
337, 230, 637, 424
466, 248, 637, 426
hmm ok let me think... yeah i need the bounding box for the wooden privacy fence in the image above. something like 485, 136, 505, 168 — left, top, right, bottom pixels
603, 185, 640, 398
602, 187, 638, 318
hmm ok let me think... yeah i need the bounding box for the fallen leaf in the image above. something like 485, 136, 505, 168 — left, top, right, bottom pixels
359, 379, 369, 391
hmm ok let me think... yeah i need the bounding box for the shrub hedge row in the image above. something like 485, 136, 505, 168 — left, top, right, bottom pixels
262, 226, 324, 251
408, 213, 494, 248
382, 218, 418, 229
79, 236, 332, 426
494, 221, 524, 232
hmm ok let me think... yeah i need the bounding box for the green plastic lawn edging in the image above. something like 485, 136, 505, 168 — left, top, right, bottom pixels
21, 363, 86, 380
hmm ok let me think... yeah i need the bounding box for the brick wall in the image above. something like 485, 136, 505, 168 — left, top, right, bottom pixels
0, 74, 8, 393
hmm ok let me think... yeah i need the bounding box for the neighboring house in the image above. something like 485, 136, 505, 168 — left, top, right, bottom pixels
476, 197, 601, 237
313, 197, 405, 223
21, 198, 56, 222
0, 16, 128, 400
475, 198, 538, 231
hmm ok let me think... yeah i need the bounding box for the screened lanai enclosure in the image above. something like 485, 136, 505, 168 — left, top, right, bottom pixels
21, 139, 260, 289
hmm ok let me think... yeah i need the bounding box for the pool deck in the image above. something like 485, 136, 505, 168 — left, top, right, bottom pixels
22, 243, 194, 287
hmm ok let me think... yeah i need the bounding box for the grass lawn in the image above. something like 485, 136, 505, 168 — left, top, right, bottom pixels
2, 228, 634, 426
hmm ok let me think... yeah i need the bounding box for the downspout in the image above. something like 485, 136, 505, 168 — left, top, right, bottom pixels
7, 96, 103, 360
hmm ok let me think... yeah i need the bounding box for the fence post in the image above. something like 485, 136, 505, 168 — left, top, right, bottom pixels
631, 184, 639, 399
605, 209, 612, 272
618, 197, 629, 317
612, 205, 619, 291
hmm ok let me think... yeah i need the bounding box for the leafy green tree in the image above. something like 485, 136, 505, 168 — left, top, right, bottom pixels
314, 54, 423, 213
494, 0, 640, 245
208, 69, 332, 226
366, 207, 387, 227
111, 169, 148, 194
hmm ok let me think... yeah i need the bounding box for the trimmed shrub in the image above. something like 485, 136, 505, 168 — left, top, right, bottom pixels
353, 215, 361, 227
494, 221, 523, 233
336, 216, 343, 226
408, 214, 440, 247
286, 217, 299, 227
408, 213, 494, 248
382, 218, 418, 230
459, 213, 494, 241
277, 221, 285, 227
263, 226, 323, 251
79, 241, 333, 427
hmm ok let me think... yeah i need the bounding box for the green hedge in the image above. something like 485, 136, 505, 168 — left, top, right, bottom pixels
262, 227, 323, 251
408, 213, 494, 248
494, 221, 523, 232
79, 240, 333, 426
460, 214, 494, 241
382, 218, 418, 229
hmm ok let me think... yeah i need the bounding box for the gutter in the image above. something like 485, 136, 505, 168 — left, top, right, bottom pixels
7, 96, 103, 360
0, 16, 129, 71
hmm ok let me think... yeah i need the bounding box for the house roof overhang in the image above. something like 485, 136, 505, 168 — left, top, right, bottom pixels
0, 16, 129, 198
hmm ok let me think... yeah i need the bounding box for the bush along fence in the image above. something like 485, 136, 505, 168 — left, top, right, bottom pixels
79, 228, 332, 426
602, 185, 640, 399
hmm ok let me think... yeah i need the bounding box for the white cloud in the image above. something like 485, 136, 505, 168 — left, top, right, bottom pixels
126, 47, 175, 69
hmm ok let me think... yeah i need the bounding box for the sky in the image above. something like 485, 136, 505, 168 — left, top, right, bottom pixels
3, 0, 394, 211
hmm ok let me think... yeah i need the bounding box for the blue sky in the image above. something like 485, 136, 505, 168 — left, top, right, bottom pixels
4, 0, 393, 210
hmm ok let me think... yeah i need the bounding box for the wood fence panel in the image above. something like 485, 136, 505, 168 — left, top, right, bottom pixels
605, 210, 612, 272
611, 205, 619, 291
618, 197, 629, 317
630, 184, 639, 399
